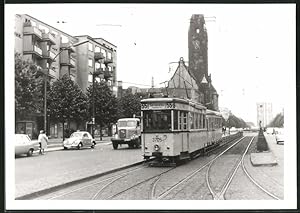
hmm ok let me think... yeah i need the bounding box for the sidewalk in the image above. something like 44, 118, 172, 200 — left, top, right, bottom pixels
244, 133, 284, 198
250, 133, 278, 166
33, 136, 112, 153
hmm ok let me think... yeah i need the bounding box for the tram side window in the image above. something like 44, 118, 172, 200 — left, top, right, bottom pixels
173, 110, 178, 130
190, 112, 194, 129
194, 113, 198, 129
183, 112, 188, 130
200, 113, 202, 129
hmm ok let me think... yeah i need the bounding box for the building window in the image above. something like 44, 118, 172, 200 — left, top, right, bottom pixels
88, 74, 93, 82
101, 49, 106, 58
31, 21, 36, 27
108, 66, 112, 71
100, 63, 105, 69
95, 46, 100, 53
51, 31, 58, 37
95, 62, 100, 69
46, 63, 49, 68
38, 25, 49, 33
107, 52, 112, 59
61, 35, 69, 43
107, 80, 112, 86
196, 28, 200, 33
96, 77, 100, 83
88, 43, 93, 52
88, 59, 93, 67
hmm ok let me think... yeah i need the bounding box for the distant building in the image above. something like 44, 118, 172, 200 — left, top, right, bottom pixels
256, 102, 273, 128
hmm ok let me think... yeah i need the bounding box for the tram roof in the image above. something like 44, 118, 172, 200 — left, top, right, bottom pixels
206, 109, 222, 116
141, 97, 206, 109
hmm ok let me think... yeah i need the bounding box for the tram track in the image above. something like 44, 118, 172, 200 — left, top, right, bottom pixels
45, 165, 147, 200
35, 134, 254, 200
156, 136, 246, 200
206, 135, 282, 200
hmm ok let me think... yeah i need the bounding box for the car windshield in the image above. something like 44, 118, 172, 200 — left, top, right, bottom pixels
70, 132, 84, 138
118, 120, 137, 127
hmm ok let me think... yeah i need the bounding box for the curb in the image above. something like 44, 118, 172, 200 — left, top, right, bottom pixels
250, 152, 278, 167
15, 159, 152, 200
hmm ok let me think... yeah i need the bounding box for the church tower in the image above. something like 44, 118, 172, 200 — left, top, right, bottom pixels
188, 14, 208, 86
188, 14, 219, 111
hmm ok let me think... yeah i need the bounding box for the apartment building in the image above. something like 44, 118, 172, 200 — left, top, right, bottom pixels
75, 35, 117, 94
14, 14, 118, 138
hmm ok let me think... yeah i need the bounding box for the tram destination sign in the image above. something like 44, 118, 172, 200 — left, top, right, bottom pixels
147, 102, 174, 109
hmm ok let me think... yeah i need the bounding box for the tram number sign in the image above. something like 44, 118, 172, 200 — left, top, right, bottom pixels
152, 135, 167, 143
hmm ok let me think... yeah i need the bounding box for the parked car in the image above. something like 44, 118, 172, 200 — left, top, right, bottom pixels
275, 129, 284, 144
15, 134, 40, 157
63, 131, 96, 150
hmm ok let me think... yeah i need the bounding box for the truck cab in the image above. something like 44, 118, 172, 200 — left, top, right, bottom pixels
111, 118, 141, 149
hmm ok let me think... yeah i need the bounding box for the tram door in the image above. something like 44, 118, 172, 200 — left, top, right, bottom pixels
181, 132, 188, 152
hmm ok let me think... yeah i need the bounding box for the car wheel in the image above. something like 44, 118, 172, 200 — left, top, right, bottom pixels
113, 142, 118, 150
91, 142, 96, 149
77, 143, 83, 150
64, 146, 68, 150
27, 149, 33, 157
128, 143, 134, 149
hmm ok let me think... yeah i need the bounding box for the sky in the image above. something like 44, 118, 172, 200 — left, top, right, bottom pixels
6, 3, 295, 124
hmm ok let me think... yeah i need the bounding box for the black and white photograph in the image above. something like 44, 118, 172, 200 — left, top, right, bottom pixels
5, 3, 296, 210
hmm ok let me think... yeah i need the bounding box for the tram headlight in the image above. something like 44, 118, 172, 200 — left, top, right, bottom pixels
154, 144, 160, 151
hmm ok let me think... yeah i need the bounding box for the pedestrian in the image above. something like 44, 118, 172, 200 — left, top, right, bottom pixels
38, 130, 48, 155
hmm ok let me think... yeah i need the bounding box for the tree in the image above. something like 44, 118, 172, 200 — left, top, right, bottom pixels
48, 74, 88, 140
15, 53, 44, 120
268, 113, 284, 127
224, 114, 249, 129
86, 81, 118, 138
117, 89, 141, 118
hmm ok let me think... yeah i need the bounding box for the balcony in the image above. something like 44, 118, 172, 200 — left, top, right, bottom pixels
23, 26, 42, 40
23, 45, 43, 58
60, 56, 76, 68
42, 32, 56, 45
61, 42, 76, 53
104, 57, 113, 65
94, 52, 105, 61
43, 50, 57, 62
70, 58, 76, 67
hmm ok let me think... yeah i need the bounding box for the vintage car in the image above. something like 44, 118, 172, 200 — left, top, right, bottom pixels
15, 134, 40, 157
275, 129, 284, 144
111, 118, 141, 149
63, 131, 96, 150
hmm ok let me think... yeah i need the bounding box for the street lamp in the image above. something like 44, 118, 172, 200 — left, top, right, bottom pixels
91, 68, 103, 138
43, 39, 89, 133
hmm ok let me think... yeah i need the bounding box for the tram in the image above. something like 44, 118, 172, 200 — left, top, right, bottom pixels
141, 97, 222, 165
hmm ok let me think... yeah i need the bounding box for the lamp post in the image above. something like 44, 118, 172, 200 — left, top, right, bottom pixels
43, 40, 89, 133
91, 68, 103, 138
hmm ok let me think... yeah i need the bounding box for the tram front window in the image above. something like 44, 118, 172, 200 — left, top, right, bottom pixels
143, 110, 171, 132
